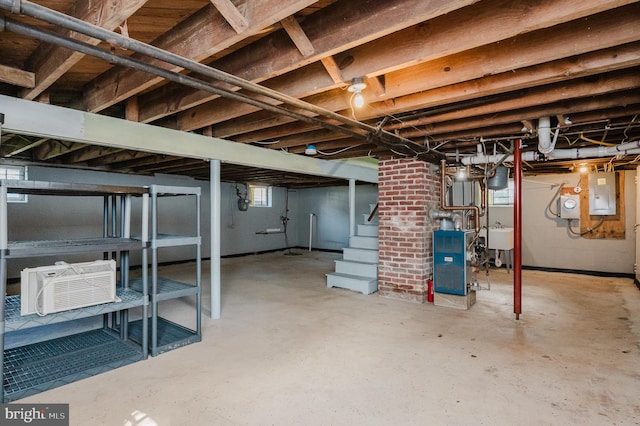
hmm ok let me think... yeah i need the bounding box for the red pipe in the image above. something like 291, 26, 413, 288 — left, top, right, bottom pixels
514, 139, 522, 319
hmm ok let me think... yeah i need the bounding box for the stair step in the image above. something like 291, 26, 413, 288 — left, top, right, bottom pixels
357, 224, 378, 237
326, 272, 378, 295
349, 235, 378, 250
343, 247, 378, 263
335, 259, 377, 278
362, 213, 378, 225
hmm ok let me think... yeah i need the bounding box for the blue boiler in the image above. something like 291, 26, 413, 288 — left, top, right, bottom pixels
433, 230, 475, 296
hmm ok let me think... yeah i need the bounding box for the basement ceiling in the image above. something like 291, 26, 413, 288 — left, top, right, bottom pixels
0, 0, 639, 187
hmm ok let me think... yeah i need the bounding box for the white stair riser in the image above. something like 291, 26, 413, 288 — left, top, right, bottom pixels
326, 274, 377, 295
357, 224, 378, 237
349, 235, 378, 250
343, 247, 378, 263
335, 260, 377, 278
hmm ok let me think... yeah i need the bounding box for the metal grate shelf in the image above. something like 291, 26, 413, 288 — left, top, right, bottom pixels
130, 277, 198, 302
128, 317, 200, 356
3, 329, 143, 402
5, 288, 147, 332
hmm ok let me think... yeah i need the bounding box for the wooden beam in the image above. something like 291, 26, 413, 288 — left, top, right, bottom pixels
280, 15, 314, 57
396, 74, 640, 138
367, 75, 386, 97
137, 0, 478, 123
21, 0, 149, 101
208, 16, 640, 139
173, 0, 639, 132
84, 0, 318, 113
34, 140, 88, 161
320, 56, 344, 84
209, 0, 249, 34
126, 97, 139, 122
0, 64, 35, 88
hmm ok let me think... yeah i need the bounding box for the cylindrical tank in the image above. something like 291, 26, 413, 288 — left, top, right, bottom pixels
487, 165, 509, 190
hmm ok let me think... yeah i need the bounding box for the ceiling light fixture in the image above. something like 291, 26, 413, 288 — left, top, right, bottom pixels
348, 77, 367, 108
305, 144, 317, 155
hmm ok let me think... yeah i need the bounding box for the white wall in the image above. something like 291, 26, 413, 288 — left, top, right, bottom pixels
5, 166, 298, 278
486, 171, 636, 274
295, 184, 378, 251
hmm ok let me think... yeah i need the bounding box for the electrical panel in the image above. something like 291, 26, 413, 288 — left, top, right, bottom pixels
588, 172, 616, 215
559, 194, 580, 219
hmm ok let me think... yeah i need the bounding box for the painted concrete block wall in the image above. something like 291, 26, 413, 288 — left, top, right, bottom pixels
377, 157, 440, 302
5, 166, 296, 278
295, 184, 378, 251
483, 171, 635, 274
518, 171, 636, 274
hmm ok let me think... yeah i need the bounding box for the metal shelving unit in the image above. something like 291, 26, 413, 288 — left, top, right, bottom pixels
0, 180, 150, 402
129, 184, 201, 356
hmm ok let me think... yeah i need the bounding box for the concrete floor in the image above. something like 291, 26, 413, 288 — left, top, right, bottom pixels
19, 251, 640, 425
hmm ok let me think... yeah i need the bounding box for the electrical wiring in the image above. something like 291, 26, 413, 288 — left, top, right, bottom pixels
546, 181, 567, 217
316, 144, 366, 156
567, 216, 605, 236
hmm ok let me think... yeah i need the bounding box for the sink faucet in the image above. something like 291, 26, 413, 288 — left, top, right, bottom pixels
494, 221, 503, 229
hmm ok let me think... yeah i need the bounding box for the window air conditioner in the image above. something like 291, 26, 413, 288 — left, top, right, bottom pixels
20, 260, 118, 316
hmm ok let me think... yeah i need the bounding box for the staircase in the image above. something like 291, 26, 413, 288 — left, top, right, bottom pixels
326, 203, 378, 295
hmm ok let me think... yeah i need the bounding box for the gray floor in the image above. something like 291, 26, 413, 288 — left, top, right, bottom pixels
19, 251, 640, 425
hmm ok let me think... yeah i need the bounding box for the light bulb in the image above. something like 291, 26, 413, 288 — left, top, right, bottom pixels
456, 167, 467, 181
354, 92, 364, 108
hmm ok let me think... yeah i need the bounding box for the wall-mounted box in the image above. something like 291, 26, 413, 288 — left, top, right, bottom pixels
588, 172, 616, 215
559, 194, 580, 219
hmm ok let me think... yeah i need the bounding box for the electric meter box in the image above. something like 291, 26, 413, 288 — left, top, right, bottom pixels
559, 194, 580, 219
588, 172, 616, 216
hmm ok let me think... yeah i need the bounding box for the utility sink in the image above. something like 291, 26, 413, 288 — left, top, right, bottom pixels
486, 227, 514, 250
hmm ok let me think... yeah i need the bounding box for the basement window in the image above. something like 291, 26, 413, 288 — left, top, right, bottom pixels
0, 165, 28, 203
488, 180, 514, 206
249, 185, 272, 207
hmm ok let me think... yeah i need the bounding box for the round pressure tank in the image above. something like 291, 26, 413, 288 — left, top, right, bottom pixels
487, 165, 509, 190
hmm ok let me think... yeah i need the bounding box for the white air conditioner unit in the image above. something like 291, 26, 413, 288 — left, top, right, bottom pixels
21, 260, 118, 316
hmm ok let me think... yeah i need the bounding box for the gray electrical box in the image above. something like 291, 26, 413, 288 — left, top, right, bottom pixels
559, 194, 580, 219
588, 172, 616, 215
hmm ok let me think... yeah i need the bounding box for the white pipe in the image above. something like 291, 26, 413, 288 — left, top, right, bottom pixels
538, 116, 555, 154
211, 159, 221, 319
461, 151, 538, 165
547, 145, 640, 160
309, 213, 315, 252
349, 179, 356, 237
461, 139, 640, 165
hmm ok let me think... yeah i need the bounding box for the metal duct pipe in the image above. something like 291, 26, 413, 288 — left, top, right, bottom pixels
440, 160, 481, 232
429, 209, 463, 230
0, 0, 421, 152
1, 17, 370, 142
